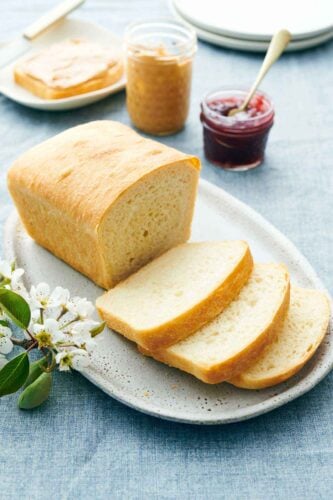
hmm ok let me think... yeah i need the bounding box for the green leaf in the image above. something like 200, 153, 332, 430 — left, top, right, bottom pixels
0, 289, 31, 329
0, 319, 10, 328
18, 372, 52, 410
90, 321, 105, 338
24, 356, 48, 388
0, 352, 30, 396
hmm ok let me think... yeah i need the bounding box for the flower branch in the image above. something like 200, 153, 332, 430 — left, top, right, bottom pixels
0, 259, 105, 409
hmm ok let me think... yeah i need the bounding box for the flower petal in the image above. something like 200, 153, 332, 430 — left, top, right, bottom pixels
52, 331, 68, 344
0, 336, 13, 355
49, 286, 70, 308
44, 318, 61, 333
33, 323, 44, 335
10, 268, 24, 287
67, 297, 94, 319
0, 260, 11, 279
35, 282, 50, 300
0, 325, 12, 338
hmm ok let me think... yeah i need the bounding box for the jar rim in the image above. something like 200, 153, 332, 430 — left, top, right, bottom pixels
125, 18, 197, 58
201, 87, 274, 125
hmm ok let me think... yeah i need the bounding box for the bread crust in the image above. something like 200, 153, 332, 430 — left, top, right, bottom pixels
97, 243, 254, 350
14, 60, 124, 100
8, 121, 200, 289
8, 121, 200, 228
139, 267, 290, 383
229, 291, 330, 389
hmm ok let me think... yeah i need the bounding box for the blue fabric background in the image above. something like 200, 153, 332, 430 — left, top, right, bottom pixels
1, 1, 332, 499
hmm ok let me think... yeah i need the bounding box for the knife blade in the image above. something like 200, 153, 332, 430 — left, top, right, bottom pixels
0, 0, 85, 69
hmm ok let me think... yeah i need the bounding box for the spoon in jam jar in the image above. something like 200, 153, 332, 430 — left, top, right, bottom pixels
228, 29, 291, 117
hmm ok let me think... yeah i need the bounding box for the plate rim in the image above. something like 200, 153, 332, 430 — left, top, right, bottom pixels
3, 178, 332, 424
172, 0, 333, 41
170, 1, 333, 52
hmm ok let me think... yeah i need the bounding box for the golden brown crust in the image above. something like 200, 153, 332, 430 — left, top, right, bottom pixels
139, 270, 290, 384
229, 293, 330, 389
229, 360, 308, 390
97, 243, 253, 350
8, 121, 200, 289
14, 62, 124, 100
8, 121, 200, 228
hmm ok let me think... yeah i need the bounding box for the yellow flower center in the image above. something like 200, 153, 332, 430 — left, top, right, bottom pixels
60, 354, 72, 367
35, 331, 52, 348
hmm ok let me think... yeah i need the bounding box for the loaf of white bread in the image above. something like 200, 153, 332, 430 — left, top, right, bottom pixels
8, 120, 330, 389
8, 121, 200, 289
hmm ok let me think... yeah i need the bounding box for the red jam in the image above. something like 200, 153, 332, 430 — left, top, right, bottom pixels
200, 89, 274, 171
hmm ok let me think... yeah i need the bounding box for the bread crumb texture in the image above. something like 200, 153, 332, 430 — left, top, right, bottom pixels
229, 287, 330, 388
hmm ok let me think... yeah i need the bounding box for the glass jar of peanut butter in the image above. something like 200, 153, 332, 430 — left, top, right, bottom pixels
125, 20, 197, 135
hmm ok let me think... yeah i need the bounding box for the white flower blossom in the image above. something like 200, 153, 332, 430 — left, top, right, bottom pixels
0, 258, 100, 377
0, 260, 24, 289
29, 283, 50, 309
56, 348, 90, 371
31, 308, 42, 322
66, 297, 94, 320
29, 284, 70, 310
33, 318, 67, 348
0, 325, 13, 355
70, 321, 98, 350
50, 286, 70, 308
0, 354, 7, 369
26, 309, 42, 339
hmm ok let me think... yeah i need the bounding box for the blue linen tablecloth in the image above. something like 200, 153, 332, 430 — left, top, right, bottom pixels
1, 1, 332, 499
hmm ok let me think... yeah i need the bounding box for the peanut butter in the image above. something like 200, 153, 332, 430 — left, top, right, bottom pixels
125, 21, 196, 135
19, 39, 120, 89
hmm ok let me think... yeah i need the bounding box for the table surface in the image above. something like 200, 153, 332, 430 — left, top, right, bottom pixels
1, 1, 332, 499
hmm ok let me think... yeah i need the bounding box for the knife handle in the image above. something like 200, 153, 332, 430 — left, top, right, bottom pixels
23, 0, 85, 40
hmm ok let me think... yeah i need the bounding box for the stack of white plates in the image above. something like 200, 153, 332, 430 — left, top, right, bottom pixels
171, 0, 333, 51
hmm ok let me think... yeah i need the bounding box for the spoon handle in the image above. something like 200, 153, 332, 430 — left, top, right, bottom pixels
241, 29, 292, 111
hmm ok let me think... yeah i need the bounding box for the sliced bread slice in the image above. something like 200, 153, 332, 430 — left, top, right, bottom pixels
96, 241, 253, 350
229, 287, 330, 389
139, 263, 290, 383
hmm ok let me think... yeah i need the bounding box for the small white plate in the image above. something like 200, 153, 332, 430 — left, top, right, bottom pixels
0, 18, 126, 111
171, 1, 333, 52
173, 0, 333, 42
4, 180, 332, 424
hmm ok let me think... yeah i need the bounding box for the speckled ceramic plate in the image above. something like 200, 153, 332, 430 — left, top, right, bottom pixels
4, 179, 332, 424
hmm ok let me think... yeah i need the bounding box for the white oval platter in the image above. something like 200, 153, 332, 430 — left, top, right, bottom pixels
0, 18, 126, 111
4, 179, 332, 424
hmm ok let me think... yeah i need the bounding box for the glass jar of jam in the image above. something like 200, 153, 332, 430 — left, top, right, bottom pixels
125, 20, 196, 135
200, 88, 275, 171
